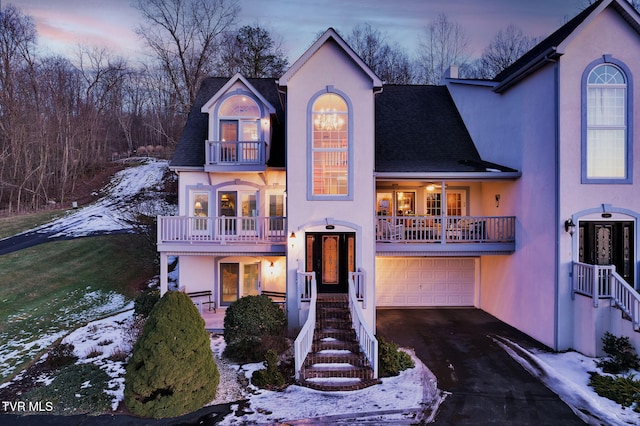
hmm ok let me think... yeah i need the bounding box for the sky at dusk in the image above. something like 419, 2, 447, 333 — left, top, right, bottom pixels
7, 0, 592, 62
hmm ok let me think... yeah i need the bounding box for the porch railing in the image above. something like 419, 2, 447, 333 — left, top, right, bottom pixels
205, 140, 265, 165
294, 271, 317, 380
573, 262, 640, 331
375, 215, 515, 243
157, 216, 286, 244
348, 270, 378, 379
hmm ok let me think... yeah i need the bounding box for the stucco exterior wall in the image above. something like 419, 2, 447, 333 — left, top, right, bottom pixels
557, 8, 640, 350
283, 39, 377, 328
449, 62, 559, 349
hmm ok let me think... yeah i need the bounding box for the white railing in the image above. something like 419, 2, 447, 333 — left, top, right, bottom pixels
348, 271, 378, 379
350, 269, 366, 308
294, 271, 317, 380
157, 216, 286, 244
206, 140, 265, 165
573, 262, 640, 331
375, 215, 516, 243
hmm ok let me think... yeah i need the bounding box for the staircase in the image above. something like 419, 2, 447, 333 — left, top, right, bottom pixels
299, 294, 381, 391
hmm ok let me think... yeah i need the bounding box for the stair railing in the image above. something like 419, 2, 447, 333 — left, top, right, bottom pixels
348, 271, 378, 379
573, 262, 640, 331
294, 271, 317, 380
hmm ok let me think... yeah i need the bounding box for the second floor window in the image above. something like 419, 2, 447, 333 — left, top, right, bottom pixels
311, 92, 350, 197
219, 95, 260, 142
584, 62, 630, 182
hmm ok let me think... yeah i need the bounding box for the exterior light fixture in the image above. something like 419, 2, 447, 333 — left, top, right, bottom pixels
289, 232, 296, 239
564, 218, 576, 236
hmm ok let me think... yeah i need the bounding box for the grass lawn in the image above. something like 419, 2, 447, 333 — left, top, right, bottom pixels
0, 234, 157, 382
0, 210, 66, 239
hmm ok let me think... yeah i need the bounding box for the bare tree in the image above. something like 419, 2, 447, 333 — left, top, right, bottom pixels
346, 23, 415, 84
417, 13, 471, 84
217, 25, 288, 78
470, 25, 540, 79
133, 0, 240, 115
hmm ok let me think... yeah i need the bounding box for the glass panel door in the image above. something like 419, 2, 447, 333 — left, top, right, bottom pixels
243, 263, 260, 296
239, 192, 257, 236
220, 263, 239, 305
219, 191, 236, 235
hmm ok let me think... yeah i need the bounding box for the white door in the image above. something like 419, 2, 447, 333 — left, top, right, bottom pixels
376, 257, 476, 306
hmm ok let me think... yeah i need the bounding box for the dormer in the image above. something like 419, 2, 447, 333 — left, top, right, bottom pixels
200, 74, 277, 172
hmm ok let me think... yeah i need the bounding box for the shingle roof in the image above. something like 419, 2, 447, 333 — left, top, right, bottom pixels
170, 77, 285, 168
172, 79, 515, 174
375, 85, 503, 173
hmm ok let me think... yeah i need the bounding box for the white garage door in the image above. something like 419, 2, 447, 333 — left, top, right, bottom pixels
376, 257, 477, 307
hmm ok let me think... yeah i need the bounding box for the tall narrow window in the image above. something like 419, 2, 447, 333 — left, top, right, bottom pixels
311, 93, 349, 197
584, 62, 630, 181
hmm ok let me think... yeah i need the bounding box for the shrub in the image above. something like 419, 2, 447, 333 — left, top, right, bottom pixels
43, 342, 78, 369
378, 335, 414, 378
124, 291, 219, 419
589, 372, 640, 413
134, 288, 160, 318
223, 295, 287, 363
252, 350, 286, 390
596, 332, 640, 374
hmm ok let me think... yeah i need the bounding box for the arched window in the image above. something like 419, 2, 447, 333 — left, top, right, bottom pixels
583, 61, 631, 182
218, 95, 261, 142
310, 92, 350, 197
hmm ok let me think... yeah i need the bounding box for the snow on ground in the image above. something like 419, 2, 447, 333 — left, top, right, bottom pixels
27, 158, 172, 238
10, 308, 636, 424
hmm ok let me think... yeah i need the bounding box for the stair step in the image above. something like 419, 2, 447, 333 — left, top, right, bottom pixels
304, 351, 369, 367
301, 364, 375, 380
313, 339, 360, 353
301, 378, 382, 392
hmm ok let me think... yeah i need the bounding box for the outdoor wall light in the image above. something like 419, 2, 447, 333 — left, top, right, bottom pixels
564, 218, 576, 236
289, 232, 296, 239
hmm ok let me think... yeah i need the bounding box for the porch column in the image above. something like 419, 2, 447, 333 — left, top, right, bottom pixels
160, 252, 168, 295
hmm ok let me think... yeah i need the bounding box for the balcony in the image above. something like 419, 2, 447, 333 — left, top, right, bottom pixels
157, 216, 286, 252
205, 140, 266, 172
376, 215, 516, 255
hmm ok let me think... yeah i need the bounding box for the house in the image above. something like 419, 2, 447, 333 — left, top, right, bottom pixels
158, 0, 640, 385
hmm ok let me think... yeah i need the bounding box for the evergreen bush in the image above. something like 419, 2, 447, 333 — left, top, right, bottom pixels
124, 290, 219, 419
589, 372, 640, 412
378, 335, 415, 377
223, 295, 287, 363
251, 349, 286, 390
596, 332, 640, 374
133, 288, 160, 318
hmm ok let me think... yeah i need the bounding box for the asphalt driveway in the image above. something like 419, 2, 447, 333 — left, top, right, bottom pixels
376, 308, 585, 425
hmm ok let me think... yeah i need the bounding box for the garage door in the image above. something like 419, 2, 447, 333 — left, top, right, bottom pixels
376, 257, 476, 307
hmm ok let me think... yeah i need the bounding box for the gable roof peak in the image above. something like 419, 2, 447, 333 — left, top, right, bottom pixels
200, 73, 276, 114
278, 27, 383, 88
493, 0, 640, 92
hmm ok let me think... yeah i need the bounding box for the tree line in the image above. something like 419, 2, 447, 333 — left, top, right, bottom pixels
2, 0, 615, 212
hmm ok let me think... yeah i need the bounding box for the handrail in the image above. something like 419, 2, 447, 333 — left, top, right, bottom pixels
375, 215, 515, 243
348, 270, 378, 379
572, 262, 640, 331
157, 215, 286, 244
350, 269, 366, 308
294, 271, 317, 380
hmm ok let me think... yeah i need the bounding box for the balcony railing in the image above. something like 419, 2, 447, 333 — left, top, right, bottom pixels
157, 216, 286, 244
205, 140, 265, 166
375, 215, 515, 243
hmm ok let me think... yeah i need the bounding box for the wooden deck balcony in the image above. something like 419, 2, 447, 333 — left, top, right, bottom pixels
205, 140, 266, 172
157, 215, 287, 245
376, 215, 516, 254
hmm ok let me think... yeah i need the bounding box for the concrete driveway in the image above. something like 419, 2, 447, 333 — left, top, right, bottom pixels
376, 308, 585, 425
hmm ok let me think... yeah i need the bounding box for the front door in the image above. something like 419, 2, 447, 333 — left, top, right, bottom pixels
306, 232, 355, 293
579, 221, 634, 285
